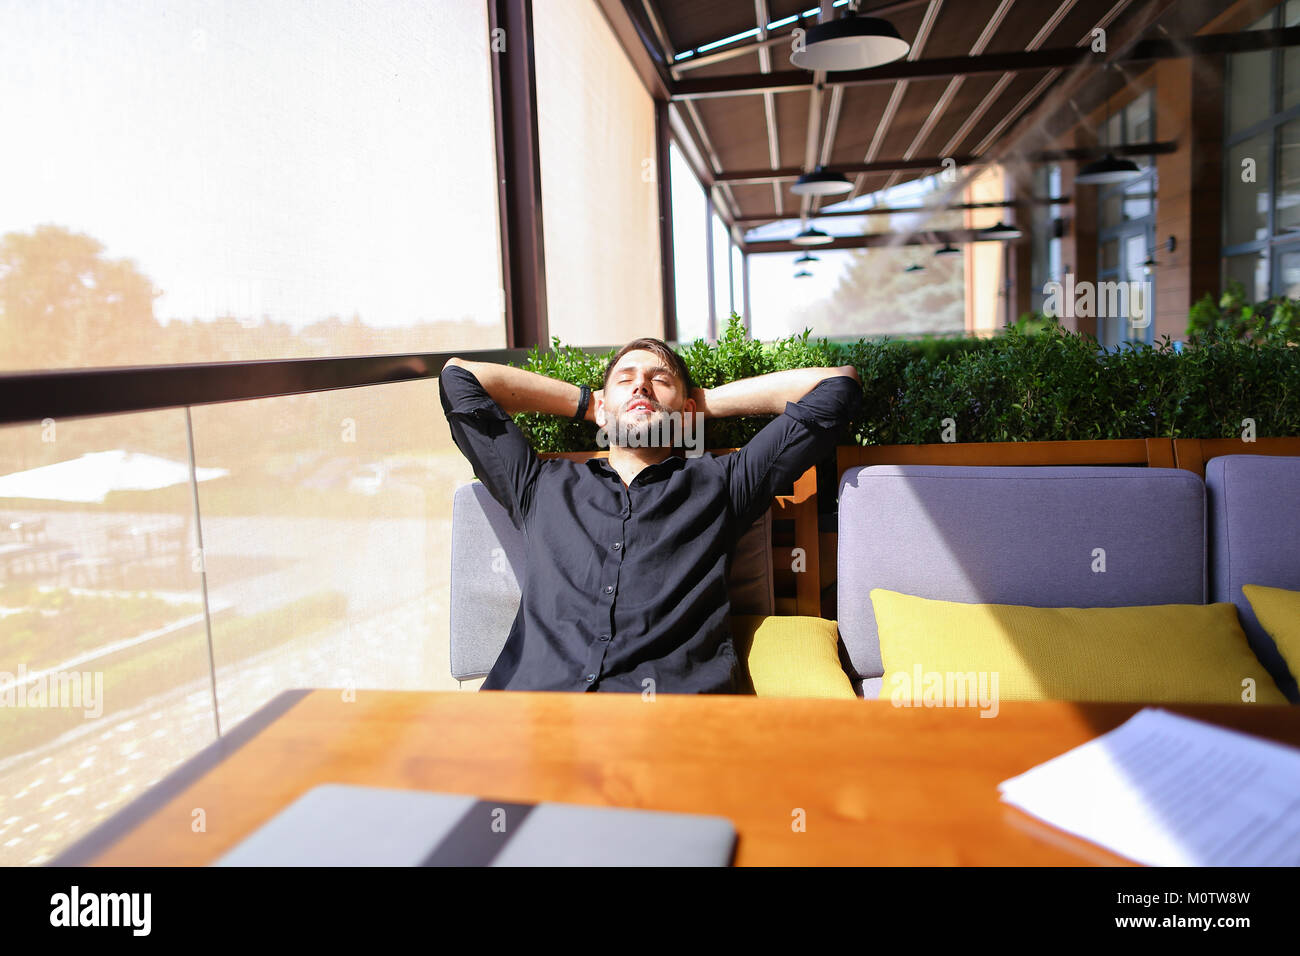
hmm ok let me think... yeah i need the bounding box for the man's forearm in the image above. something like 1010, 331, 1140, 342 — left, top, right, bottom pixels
444, 358, 590, 420
699, 366, 859, 418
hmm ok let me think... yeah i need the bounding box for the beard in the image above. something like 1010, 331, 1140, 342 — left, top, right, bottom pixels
607, 398, 673, 448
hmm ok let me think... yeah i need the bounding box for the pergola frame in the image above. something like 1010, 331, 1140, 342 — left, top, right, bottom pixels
486, 0, 1300, 347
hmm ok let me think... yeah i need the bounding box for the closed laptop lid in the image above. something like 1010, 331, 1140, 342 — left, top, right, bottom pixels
212, 784, 737, 867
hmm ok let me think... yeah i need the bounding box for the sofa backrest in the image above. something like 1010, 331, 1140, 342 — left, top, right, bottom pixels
1206, 454, 1300, 701
837, 464, 1208, 698
449, 480, 775, 681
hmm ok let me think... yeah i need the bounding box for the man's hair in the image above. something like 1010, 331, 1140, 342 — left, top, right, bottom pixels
603, 337, 695, 394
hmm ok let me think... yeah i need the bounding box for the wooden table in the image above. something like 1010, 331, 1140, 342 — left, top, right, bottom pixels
52, 690, 1300, 866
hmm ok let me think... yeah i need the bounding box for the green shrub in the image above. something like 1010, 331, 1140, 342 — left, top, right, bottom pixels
506, 314, 1300, 451
1187, 280, 1300, 346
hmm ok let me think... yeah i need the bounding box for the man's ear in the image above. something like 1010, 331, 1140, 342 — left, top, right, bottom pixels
595, 396, 607, 427
681, 395, 697, 416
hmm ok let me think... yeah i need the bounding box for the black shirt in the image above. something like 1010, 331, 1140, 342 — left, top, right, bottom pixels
438, 364, 863, 694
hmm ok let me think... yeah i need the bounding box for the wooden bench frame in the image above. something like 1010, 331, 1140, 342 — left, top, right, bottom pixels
837, 436, 1300, 482
836, 437, 1176, 474
1171, 436, 1300, 478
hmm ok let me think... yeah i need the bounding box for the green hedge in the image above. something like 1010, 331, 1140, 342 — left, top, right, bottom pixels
507, 314, 1300, 452
1187, 280, 1300, 345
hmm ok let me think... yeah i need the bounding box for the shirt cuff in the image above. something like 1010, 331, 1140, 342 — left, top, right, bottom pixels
439, 364, 511, 422
781, 375, 863, 431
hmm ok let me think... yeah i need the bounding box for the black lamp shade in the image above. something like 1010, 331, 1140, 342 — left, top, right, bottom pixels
793, 269, 813, 278
979, 221, 1022, 240
1075, 153, 1142, 185
792, 227, 833, 246
935, 242, 960, 256
790, 14, 910, 71
791, 167, 853, 196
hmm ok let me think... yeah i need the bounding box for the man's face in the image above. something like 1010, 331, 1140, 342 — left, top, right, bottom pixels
596, 349, 695, 447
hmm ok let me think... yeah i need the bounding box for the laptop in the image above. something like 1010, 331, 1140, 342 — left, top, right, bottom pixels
212, 784, 738, 866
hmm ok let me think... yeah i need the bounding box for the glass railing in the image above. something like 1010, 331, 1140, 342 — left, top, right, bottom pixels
0, 348, 593, 865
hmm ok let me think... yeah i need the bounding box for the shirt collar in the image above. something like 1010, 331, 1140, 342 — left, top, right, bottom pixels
588, 453, 686, 481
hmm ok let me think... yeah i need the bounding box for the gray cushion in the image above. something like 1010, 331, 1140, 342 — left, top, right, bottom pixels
450, 481, 774, 681
1206, 455, 1300, 702
836, 464, 1208, 685
852, 675, 883, 700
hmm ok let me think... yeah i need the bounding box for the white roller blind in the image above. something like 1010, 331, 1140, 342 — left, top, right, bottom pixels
534, 0, 663, 346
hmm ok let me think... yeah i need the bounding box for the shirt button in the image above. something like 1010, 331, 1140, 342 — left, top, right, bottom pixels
599, 634, 610, 642
604, 585, 614, 593
612, 542, 621, 550
585, 673, 596, 682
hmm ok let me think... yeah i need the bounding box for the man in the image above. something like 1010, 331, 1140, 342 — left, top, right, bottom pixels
439, 337, 862, 694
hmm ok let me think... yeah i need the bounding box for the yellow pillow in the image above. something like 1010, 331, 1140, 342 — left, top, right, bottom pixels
870, 588, 1287, 705
1242, 584, 1300, 671
729, 615, 855, 699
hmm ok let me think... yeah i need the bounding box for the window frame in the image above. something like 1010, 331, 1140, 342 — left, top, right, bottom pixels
1221, 2, 1300, 299
1096, 88, 1158, 347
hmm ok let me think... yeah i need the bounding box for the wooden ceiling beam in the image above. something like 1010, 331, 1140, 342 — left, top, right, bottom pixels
936, 0, 1080, 159
979, 0, 1182, 159
845, 0, 944, 204
744, 229, 992, 253
671, 0, 932, 71
720, 155, 981, 184
797, 1, 838, 226
717, 139, 1172, 184
671, 26, 1300, 99
734, 197, 1070, 225
755, 0, 785, 219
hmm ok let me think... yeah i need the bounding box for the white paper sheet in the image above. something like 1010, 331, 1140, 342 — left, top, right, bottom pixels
997, 707, 1300, 866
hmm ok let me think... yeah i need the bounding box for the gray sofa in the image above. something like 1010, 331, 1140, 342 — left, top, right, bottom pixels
836, 456, 1300, 703
448, 455, 1299, 704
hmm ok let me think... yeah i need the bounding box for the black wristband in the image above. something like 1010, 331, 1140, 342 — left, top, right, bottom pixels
573, 384, 591, 421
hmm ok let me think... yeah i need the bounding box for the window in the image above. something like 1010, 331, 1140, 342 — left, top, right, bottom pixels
0, 0, 499, 867
1226, 135, 1273, 246
1278, 118, 1300, 234
743, 171, 970, 339
1096, 89, 1157, 348
1225, 251, 1270, 301
0, 0, 505, 373
1222, 1, 1300, 299
712, 212, 732, 326
1030, 165, 1062, 314
669, 142, 709, 342
1277, 246, 1300, 297
731, 244, 745, 320
534, 0, 662, 346
748, 245, 965, 341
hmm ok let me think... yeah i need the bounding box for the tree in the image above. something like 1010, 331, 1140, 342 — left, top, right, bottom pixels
0, 224, 161, 370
